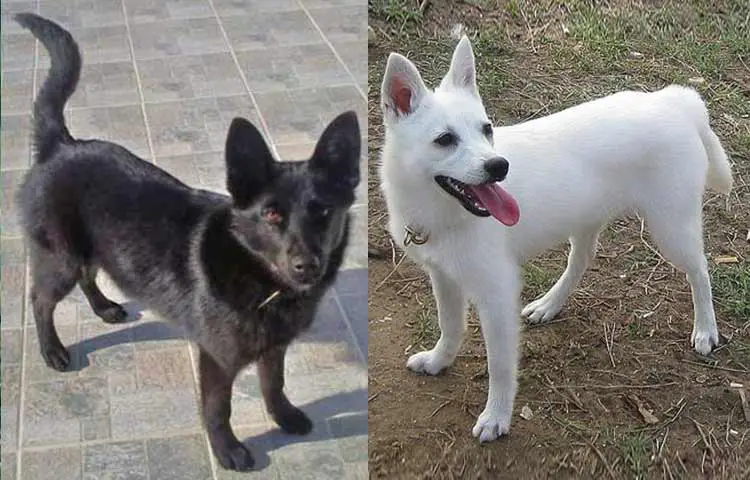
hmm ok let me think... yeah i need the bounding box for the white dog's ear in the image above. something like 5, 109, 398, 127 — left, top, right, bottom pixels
441, 36, 478, 94
381, 53, 428, 118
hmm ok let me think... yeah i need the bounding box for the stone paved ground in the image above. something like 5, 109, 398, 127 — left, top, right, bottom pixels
1, 0, 367, 478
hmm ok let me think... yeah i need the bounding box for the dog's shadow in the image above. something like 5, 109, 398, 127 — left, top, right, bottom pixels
242, 389, 367, 471
64, 303, 368, 472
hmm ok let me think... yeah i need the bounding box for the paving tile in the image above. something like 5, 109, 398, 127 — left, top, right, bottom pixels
83, 441, 149, 480
134, 347, 194, 390
285, 340, 361, 377
2, 33, 36, 71
1, 329, 23, 365
146, 434, 213, 480
254, 85, 365, 146
138, 52, 245, 102
69, 104, 150, 158
284, 366, 367, 408
129, 18, 227, 60
22, 446, 82, 480
212, 0, 300, 16
1, 69, 33, 115
221, 10, 322, 51
342, 205, 366, 270
328, 414, 367, 463
1, 1, 38, 36
1, 452, 17, 480
343, 462, 368, 480
24, 376, 109, 446
81, 415, 112, 441
124, 0, 214, 24
1, 264, 25, 329
1, 115, 31, 171
331, 40, 366, 85
110, 389, 201, 439
333, 268, 367, 298
274, 142, 316, 161
235, 44, 350, 93
1, 365, 21, 453
1, 236, 26, 266
193, 151, 228, 192
39, 0, 125, 29
145, 95, 259, 157
307, 6, 366, 44
232, 365, 269, 426
274, 440, 347, 480
336, 290, 366, 359
37, 25, 132, 68
46, 61, 139, 109
299, 295, 350, 344
155, 154, 203, 186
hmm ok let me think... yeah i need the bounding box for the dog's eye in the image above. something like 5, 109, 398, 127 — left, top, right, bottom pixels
262, 205, 283, 225
482, 123, 493, 137
309, 202, 331, 219
434, 132, 457, 147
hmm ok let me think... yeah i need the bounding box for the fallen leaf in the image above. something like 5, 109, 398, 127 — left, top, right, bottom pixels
520, 405, 534, 420
626, 394, 659, 424
714, 256, 739, 264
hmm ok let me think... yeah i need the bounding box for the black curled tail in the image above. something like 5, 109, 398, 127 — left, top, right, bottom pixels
15, 13, 81, 162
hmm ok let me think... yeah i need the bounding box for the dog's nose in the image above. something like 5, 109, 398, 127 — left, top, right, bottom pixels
292, 256, 321, 280
484, 157, 509, 181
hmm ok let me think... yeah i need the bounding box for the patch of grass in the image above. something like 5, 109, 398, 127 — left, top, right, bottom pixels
369, 0, 423, 27
523, 263, 559, 299
620, 432, 651, 479
411, 308, 440, 347
711, 264, 750, 321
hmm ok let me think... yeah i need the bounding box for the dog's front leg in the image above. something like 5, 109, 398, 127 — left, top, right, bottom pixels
407, 266, 466, 375
472, 265, 521, 442
198, 348, 254, 471
258, 345, 313, 435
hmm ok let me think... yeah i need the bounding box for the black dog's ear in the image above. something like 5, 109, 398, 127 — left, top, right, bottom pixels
225, 117, 274, 206
308, 111, 361, 202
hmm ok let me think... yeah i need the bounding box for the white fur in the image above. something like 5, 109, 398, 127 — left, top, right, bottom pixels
379, 36, 733, 443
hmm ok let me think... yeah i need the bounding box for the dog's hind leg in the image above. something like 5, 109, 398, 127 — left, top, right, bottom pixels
79, 266, 127, 323
258, 345, 312, 434
522, 226, 600, 323
407, 267, 466, 375
29, 245, 79, 371
646, 206, 719, 355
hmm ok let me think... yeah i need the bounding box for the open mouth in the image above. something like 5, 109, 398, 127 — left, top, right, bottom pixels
435, 175, 520, 226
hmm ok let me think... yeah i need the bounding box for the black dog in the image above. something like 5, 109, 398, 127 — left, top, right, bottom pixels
15, 13, 360, 471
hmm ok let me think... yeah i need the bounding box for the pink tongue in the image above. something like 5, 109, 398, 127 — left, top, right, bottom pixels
468, 183, 520, 226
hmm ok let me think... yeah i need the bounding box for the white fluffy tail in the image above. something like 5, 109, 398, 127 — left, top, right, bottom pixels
660, 85, 733, 194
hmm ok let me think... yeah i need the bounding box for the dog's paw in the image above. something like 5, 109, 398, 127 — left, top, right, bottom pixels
406, 350, 450, 375
41, 343, 71, 371
522, 296, 563, 324
691, 327, 720, 355
472, 407, 511, 443
213, 442, 255, 471
272, 406, 313, 435
97, 303, 128, 324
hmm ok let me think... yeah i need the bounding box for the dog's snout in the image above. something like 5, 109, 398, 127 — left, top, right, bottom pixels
484, 157, 509, 181
291, 255, 321, 280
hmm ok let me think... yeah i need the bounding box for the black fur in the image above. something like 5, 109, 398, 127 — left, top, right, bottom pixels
15, 13, 361, 472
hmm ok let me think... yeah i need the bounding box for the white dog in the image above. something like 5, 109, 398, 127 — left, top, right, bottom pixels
378, 36, 733, 443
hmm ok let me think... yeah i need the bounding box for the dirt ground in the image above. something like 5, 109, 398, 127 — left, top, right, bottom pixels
366, 1, 750, 478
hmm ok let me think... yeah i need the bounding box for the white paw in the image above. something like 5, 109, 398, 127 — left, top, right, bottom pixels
406, 350, 450, 375
521, 295, 563, 324
691, 327, 719, 355
472, 406, 511, 443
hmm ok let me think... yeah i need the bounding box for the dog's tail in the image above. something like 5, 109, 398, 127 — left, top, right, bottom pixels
15, 13, 81, 162
661, 85, 733, 194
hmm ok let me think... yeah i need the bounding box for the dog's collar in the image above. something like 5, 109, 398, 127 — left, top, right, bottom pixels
403, 225, 429, 246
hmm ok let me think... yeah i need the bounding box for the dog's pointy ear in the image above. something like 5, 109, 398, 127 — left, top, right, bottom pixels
441, 35, 478, 95
308, 111, 361, 203
381, 53, 428, 119
225, 117, 274, 206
